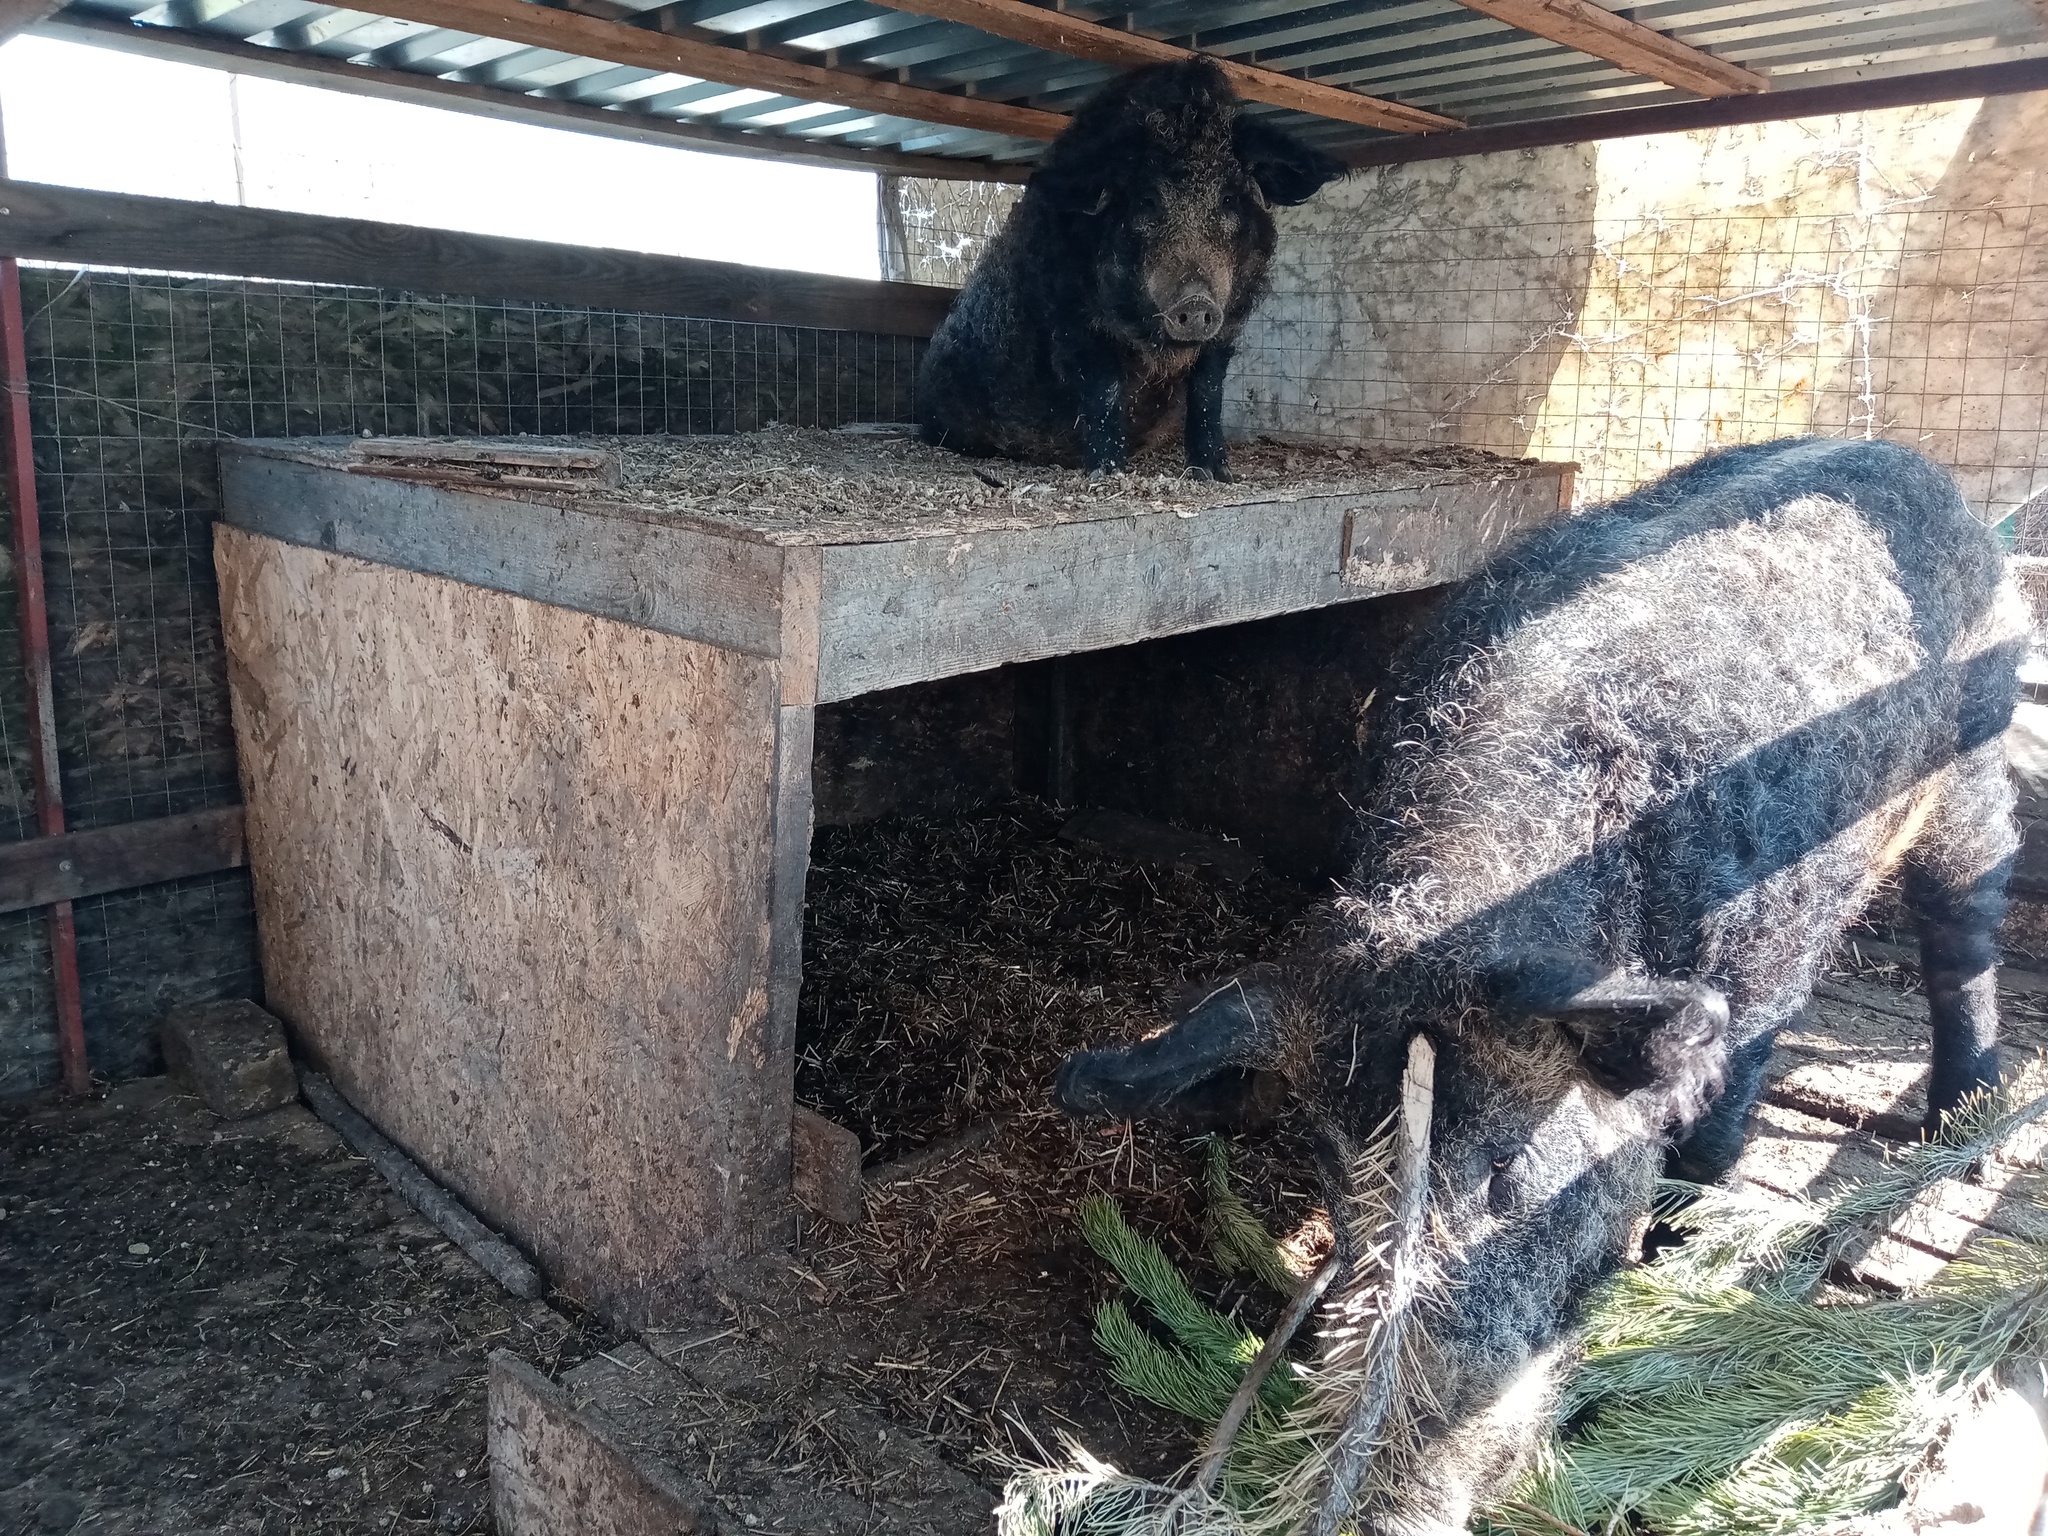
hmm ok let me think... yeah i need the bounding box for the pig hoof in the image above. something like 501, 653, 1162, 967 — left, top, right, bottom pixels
1187, 464, 1234, 484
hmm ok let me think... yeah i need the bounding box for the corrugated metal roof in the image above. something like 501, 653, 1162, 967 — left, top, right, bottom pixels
43, 0, 2048, 173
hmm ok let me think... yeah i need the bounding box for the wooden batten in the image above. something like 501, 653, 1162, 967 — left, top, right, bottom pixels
0, 180, 956, 338
865, 0, 1460, 133
0, 806, 246, 915
1448, 0, 1764, 96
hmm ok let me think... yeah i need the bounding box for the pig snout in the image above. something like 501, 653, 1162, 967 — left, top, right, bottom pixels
1161, 289, 1223, 342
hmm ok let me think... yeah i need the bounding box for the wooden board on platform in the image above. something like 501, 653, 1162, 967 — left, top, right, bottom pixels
220, 432, 1575, 705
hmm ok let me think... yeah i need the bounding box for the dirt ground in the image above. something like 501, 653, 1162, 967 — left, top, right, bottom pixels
0, 1082, 616, 1536
788, 800, 1327, 1487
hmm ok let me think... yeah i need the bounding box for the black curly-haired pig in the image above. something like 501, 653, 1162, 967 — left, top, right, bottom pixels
1057, 437, 2027, 1533
916, 58, 1345, 480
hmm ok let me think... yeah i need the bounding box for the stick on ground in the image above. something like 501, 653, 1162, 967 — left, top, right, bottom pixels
300, 1070, 545, 1300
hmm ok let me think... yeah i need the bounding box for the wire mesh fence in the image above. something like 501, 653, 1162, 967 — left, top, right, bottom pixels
879, 168, 2048, 541
1230, 199, 2048, 539
0, 265, 925, 1094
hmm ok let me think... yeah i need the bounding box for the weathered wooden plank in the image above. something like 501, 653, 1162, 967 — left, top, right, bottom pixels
1738, 1098, 2048, 1267
814, 467, 1568, 701
219, 526, 787, 1325
0, 806, 245, 914
301, 1071, 545, 1299
1447, 0, 1765, 96
1768, 996, 1930, 1142
488, 1351, 718, 1536
1340, 58, 2048, 170
791, 1105, 863, 1226
0, 179, 955, 338
219, 450, 789, 662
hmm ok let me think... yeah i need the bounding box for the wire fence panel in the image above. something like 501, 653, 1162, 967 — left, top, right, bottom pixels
0, 266, 924, 1095
1232, 200, 2048, 535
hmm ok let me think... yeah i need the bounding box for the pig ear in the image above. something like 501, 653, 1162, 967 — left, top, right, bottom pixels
1233, 116, 1346, 206
1055, 976, 1278, 1119
1495, 953, 1730, 1119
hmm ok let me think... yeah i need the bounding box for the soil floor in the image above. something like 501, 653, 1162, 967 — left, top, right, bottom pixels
0, 1082, 616, 1536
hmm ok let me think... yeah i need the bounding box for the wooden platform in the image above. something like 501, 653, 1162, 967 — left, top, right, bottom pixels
219, 431, 1571, 702
215, 429, 1575, 1325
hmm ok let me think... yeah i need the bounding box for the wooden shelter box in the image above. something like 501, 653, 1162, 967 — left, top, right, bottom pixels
214, 429, 1574, 1325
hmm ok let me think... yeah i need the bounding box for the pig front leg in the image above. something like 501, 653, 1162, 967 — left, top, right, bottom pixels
1186, 343, 1234, 481
1058, 331, 1128, 476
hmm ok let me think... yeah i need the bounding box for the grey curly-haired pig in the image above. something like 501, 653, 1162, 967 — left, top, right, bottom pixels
1057, 436, 2026, 1533
916, 58, 1343, 480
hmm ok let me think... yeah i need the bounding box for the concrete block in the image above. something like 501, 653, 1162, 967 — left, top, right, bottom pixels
161, 999, 297, 1120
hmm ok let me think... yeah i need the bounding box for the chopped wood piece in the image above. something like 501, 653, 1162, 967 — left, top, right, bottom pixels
792, 1106, 863, 1226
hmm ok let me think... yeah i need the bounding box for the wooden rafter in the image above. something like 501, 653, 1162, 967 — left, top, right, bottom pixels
1449, 0, 1765, 97
865, 0, 1459, 133
360, 0, 1070, 140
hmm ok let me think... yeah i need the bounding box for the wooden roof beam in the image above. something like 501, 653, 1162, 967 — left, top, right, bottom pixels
356, 0, 1071, 139
863, 0, 1461, 133
1448, 0, 1765, 97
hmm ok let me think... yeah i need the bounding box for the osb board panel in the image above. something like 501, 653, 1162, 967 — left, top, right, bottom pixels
216, 526, 786, 1323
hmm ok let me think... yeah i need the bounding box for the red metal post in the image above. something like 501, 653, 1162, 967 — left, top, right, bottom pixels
0, 111, 88, 1091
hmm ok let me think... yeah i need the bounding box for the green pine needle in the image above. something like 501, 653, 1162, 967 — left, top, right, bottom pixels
1029, 1072, 2048, 1536
1203, 1140, 1304, 1297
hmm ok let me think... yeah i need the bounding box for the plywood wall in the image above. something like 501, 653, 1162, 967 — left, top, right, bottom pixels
218, 526, 787, 1322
